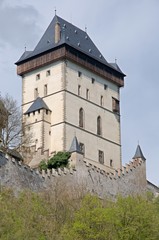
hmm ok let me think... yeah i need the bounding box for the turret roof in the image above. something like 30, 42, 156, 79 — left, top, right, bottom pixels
25, 97, 50, 114
132, 144, 146, 161
69, 136, 81, 153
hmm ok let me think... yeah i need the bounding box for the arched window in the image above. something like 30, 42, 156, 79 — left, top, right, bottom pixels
79, 108, 84, 128
97, 116, 102, 135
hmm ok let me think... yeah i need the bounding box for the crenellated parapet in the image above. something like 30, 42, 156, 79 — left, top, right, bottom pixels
0, 147, 158, 198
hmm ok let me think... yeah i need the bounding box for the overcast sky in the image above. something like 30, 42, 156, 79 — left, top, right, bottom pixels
0, 0, 158, 185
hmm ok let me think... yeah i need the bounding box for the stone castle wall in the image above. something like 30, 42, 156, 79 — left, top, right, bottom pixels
1, 151, 157, 198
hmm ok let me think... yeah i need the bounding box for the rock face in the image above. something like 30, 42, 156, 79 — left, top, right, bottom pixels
1, 151, 158, 198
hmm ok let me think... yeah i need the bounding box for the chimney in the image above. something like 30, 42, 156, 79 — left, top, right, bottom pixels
55, 21, 61, 44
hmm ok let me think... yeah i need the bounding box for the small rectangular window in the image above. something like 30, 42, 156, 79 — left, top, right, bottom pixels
104, 84, 107, 90
79, 142, 85, 156
100, 95, 103, 106
112, 98, 120, 113
46, 70, 51, 76
78, 85, 81, 96
86, 89, 89, 100
44, 84, 48, 96
36, 74, 40, 80
46, 110, 48, 115
110, 159, 113, 167
98, 150, 104, 164
78, 71, 82, 77
92, 78, 95, 84
34, 88, 38, 99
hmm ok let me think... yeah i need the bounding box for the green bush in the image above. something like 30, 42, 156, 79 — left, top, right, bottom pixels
47, 151, 71, 169
39, 160, 48, 171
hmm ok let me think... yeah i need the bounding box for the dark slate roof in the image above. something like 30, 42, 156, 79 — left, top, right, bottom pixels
132, 145, 146, 160
16, 15, 125, 76
17, 51, 32, 63
109, 63, 124, 75
25, 97, 50, 114
69, 136, 82, 153
16, 15, 108, 65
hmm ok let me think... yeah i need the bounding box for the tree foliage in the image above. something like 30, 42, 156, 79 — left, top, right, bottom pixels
62, 194, 159, 240
0, 94, 32, 153
1, 187, 159, 240
39, 151, 71, 170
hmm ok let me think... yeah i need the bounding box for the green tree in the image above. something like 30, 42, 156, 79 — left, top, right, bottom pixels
62, 194, 159, 240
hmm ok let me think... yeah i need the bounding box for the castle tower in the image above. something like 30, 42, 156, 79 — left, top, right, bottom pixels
15, 15, 125, 169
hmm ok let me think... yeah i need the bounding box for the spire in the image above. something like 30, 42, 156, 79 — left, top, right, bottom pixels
69, 136, 81, 153
132, 144, 146, 161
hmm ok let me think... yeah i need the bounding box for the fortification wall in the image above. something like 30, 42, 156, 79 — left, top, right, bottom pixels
0, 151, 155, 198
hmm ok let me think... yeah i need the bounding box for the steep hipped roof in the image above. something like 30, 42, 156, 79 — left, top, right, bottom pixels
132, 145, 146, 161
25, 97, 50, 114
16, 15, 107, 65
16, 15, 125, 76
69, 136, 82, 153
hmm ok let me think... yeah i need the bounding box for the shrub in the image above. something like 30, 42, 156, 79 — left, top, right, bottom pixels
47, 151, 71, 169
39, 160, 48, 171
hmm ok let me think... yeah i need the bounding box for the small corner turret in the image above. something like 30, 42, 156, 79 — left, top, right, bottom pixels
132, 144, 146, 161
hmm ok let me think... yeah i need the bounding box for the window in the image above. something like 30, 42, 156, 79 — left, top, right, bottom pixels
46, 70, 51, 76
28, 113, 30, 117
110, 159, 113, 167
97, 116, 102, 136
104, 84, 107, 90
98, 150, 104, 164
100, 95, 103, 106
44, 84, 48, 96
38, 109, 40, 114
79, 142, 85, 156
92, 78, 95, 84
34, 88, 38, 99
78, 85, 81, 96
46, 110, 48, 115
36, 74, 40, 80
78, 71, 82, 77
86, 89, 89, 100
79, 108, 84, 128
33, 111, 35, 116
112, 98, 120, 113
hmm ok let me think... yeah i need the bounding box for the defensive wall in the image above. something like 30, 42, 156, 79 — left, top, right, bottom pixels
0, 151, 158, 198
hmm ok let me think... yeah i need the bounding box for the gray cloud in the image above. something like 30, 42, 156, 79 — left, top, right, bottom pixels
0, 4, 41, 49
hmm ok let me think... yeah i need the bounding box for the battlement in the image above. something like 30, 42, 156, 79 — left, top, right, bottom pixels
0, 150, 154, 198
